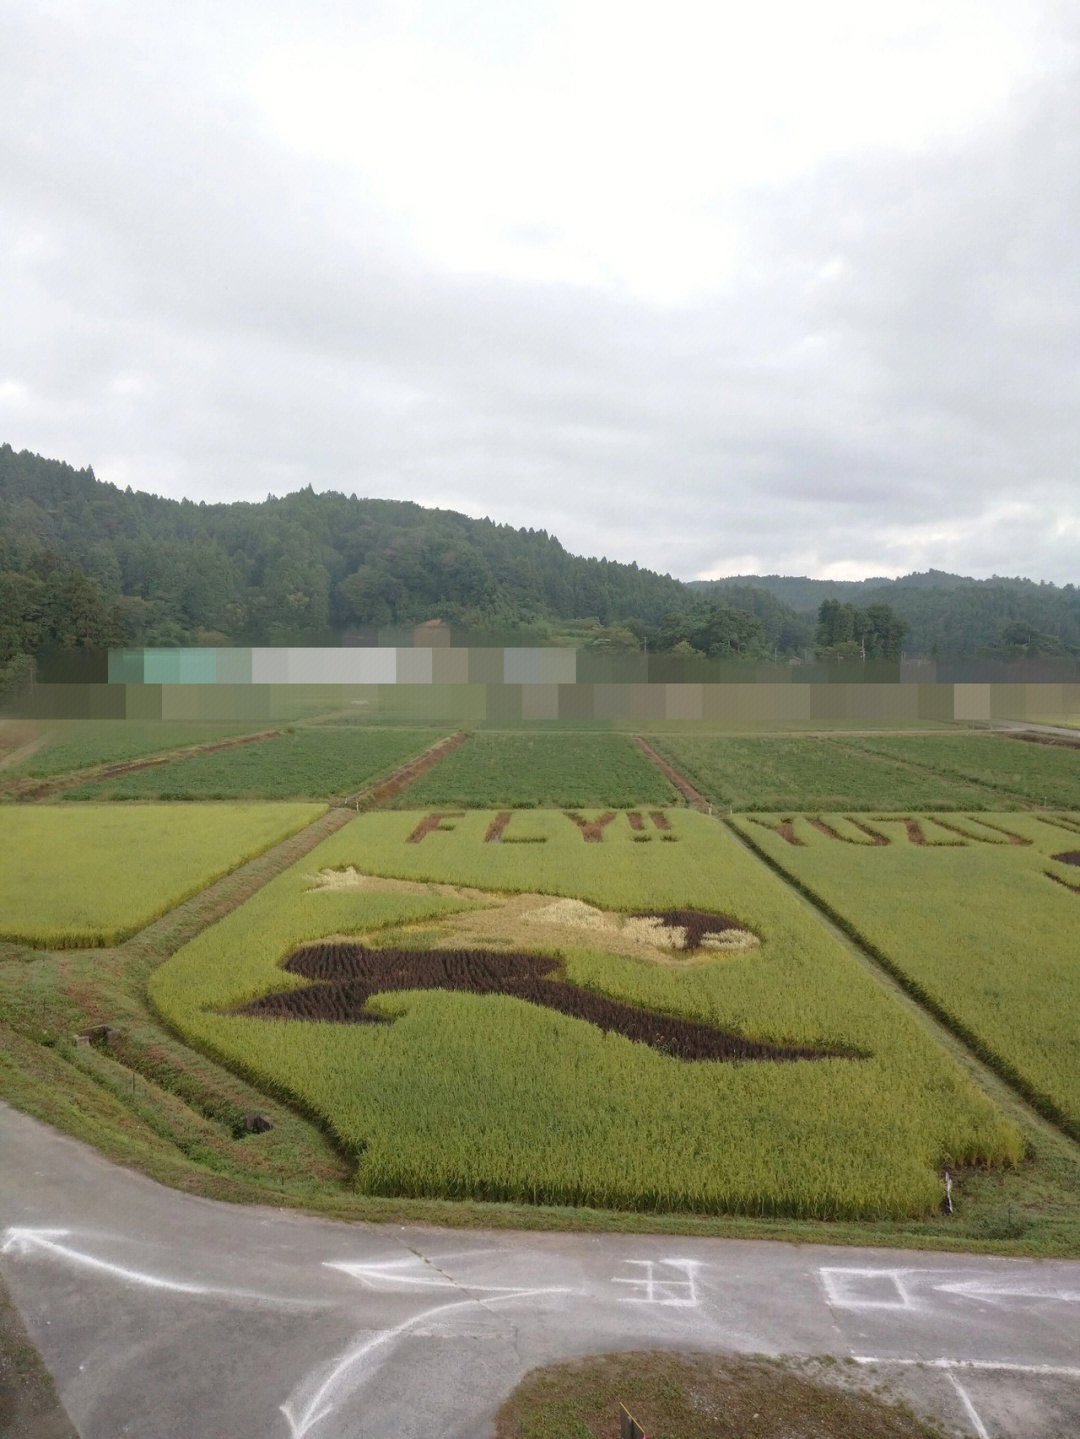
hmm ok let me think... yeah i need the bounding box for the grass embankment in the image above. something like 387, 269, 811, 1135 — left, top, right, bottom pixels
648, 735, 1002, 811
385, 732, 679, 808
62, 727, 449, 800
728, 810, 1080, 1141
0, 807, 360, 1208
837, 733, 1080, 808
151, 809, 1020, 1220
0, 803, 325, 947
494, 1352, 945, 1439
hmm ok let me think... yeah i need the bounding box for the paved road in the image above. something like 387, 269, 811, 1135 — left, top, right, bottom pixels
2, 1104, 1079, 1438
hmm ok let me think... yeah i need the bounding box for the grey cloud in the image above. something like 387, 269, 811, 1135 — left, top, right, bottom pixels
2, 4, 1077, 584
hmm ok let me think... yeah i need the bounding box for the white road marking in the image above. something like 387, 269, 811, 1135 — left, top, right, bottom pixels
279, 1285, 576, 1438
325, 1253, 537, 1293
851, 1357, 1080, 1378
611, 1259, 700, 1307
0, 1226, 318, 1308
949, 1372, 991, 1439
818, 1267, 913, 1310
934, 1279, 1080, 1305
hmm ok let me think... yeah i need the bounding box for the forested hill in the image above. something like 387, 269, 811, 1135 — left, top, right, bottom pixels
3, 446, 791, 684
693, 571, 1080, 658
2, 445, 1076, 695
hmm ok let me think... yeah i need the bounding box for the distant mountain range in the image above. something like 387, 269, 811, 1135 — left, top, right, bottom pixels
692, 572, 1080, 657
1, 445, 1078, 692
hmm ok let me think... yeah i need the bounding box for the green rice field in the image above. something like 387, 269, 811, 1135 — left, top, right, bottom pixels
150, 808, 1020, 1220
838, 733, 1080, 808
0, 802, 326, 947
4, 719, 258, 777
386, 732, 678, 808
648, 735, 998, 810
61, 727, 447, 800
728, 809, 1080, 1138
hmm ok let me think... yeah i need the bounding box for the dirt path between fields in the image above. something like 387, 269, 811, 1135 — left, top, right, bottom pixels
0, 720, 46, 772
0, 726, 291, 801
631, 736, 710, 810
339, 730, 469, 809
1008, 728, 1080, 751
119, 807, 355, 965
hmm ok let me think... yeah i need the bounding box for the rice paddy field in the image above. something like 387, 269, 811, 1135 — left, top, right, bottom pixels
0, 802, 325, 947
2, 718, 259, 777
149, 808, 1021, 1220
838, 733, 1080, 808
3, 709, 1079, 1250
728, 810, 1080, 1138
386, 731, 679, 808
648, 735, 1004, 811
61, 726, 448, 800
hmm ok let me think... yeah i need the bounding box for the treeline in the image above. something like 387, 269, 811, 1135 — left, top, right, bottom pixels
813, 600, 906, 662
696, 570, 1080, 659
1, 446, 793, 690
7, 445, 1068, 699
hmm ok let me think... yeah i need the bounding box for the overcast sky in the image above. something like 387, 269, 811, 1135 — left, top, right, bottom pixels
3, 2, 1078, 584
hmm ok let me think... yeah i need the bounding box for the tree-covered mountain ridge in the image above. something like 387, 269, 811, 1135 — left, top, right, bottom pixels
1, 446, 1077, 691
1, 445, 788, 682
693, 570, 1080, 659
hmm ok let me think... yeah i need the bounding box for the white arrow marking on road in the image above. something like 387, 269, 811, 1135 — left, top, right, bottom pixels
324, 1252, 537, 1293
280, 1285, 576, 1438
0, 1229, 69, 1254
1, 1226, 318, 1307
1, 1228, 212, 1295
934, 1279, 1080, 1305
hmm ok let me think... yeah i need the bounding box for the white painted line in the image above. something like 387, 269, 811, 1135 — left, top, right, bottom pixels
934, 1279, 1080, 1305
611, 1259, 700, 1307
949, 1372, 991, 1439
819, 1267, 913, 1310
851, 1356, 1080, 1379
280, 1285, 576, 1438
324, 1257, 536, 1293
1, 1226, 317, 1309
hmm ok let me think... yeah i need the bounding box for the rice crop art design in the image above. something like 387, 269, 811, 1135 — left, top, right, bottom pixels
236, 934, 865, 1065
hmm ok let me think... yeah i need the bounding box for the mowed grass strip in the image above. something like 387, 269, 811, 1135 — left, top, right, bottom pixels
62, 727, 447, 800
729, 810, 1080, 1137
388, 732, 678, 808
648, 735, 994, 811
0, 802, 326, 947
150, 809, 1019, 1220
839, 733, 1080, 808
4, 719, 257, 778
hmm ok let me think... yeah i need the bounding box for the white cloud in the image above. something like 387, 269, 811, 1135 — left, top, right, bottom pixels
241, 0, 1055, 303
0, 1, 1077, 583
0, 380, 30, 409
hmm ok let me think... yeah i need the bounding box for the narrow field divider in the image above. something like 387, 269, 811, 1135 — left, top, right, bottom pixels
3, 726, 291, 801
722, 815, 1080, 1150
342, 730, 469, 809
